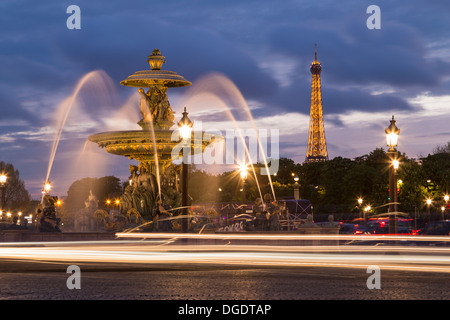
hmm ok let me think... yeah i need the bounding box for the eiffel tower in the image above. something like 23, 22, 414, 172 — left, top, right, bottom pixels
305, 44, 328, 163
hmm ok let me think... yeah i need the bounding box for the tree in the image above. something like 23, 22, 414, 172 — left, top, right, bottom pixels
421, 153, 450, 194
433, 141, 450, 154
0, 161, 31, 213
63, 176, 122, 214
188, 170, 220, 203
271, 157, 300, 185
397, 159, 427, 213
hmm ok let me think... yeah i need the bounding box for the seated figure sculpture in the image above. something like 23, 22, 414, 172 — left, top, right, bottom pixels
38, 195, 61, 232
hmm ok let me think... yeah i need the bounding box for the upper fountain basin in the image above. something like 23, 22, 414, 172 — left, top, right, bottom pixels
120, 70, 192, 88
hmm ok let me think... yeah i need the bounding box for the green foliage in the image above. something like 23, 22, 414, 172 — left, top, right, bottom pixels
0, 161, 31, 213
397, 159, 427, 212
421, 152, 450, 193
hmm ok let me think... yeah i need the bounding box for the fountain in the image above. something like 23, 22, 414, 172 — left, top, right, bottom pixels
88, 49, 216, 219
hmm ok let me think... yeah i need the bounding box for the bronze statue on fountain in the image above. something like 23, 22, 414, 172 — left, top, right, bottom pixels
37, 194, 61, 232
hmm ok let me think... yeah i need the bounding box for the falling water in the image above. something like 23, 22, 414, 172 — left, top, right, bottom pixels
147, 118, 162, 201
180, 72, 277, 203
66, 91, 140, 189
43, 70, 115, 201
140, 93, 162, 200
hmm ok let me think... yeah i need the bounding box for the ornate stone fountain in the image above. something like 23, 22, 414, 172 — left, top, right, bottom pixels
88, 49, 215, 218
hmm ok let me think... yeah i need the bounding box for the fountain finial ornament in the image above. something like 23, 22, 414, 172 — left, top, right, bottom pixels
147, 48, 166, 70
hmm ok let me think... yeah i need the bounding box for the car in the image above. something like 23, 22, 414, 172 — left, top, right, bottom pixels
418, 220, 450, 235
364, 218, 413, 235
338, 222, 370, 235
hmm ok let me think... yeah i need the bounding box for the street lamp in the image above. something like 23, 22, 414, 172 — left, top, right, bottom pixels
358, 198, 363, 219
385, 115, 400, 234
385, 116, 400, 152
239, 164, 248, 180
0, 173, 6, 213
239, 164, 248, 204
444, 195, 449, 220
363, 205, 371, 222
426, 198, 432, 222
293, 175, 300, 200
44, 180, 52, 194
392, 159, 399, 170
178, 107, 193, 233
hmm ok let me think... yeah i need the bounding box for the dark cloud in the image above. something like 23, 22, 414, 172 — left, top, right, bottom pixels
0, 86, 35, 123
1, 0, 450, 197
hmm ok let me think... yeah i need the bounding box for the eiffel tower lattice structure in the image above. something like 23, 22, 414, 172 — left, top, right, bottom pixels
305, 44, 328, 163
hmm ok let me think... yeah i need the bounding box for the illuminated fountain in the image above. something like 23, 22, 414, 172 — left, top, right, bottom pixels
88, 49, 215, 219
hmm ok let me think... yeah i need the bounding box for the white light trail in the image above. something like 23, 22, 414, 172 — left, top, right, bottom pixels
0, 239, 449, 274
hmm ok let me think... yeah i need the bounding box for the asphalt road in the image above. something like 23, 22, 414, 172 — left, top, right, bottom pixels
0, 260, 448, 300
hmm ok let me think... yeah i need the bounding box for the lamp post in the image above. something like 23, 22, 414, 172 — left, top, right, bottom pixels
358, 198, 363, 220
0, 173, 6, 214
178, 107, 193, 233
239, 164, 248, 205
393, 159, 400, 233
385, 115, 400, 234
444, 195, 449, 220
426, 198, 432, 222
293, 175, 300, 200
364, 205, 371, 221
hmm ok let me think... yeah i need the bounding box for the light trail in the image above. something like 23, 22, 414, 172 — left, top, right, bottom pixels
115, 232, 450, 243
0, 238, 449, 274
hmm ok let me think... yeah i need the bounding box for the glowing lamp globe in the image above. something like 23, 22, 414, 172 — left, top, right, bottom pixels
239, 165, 248, 180
177, 107, 193, 141
385, 115, 400, 151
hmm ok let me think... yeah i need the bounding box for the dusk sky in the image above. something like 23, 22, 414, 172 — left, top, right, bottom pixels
1, 0, 450, 199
